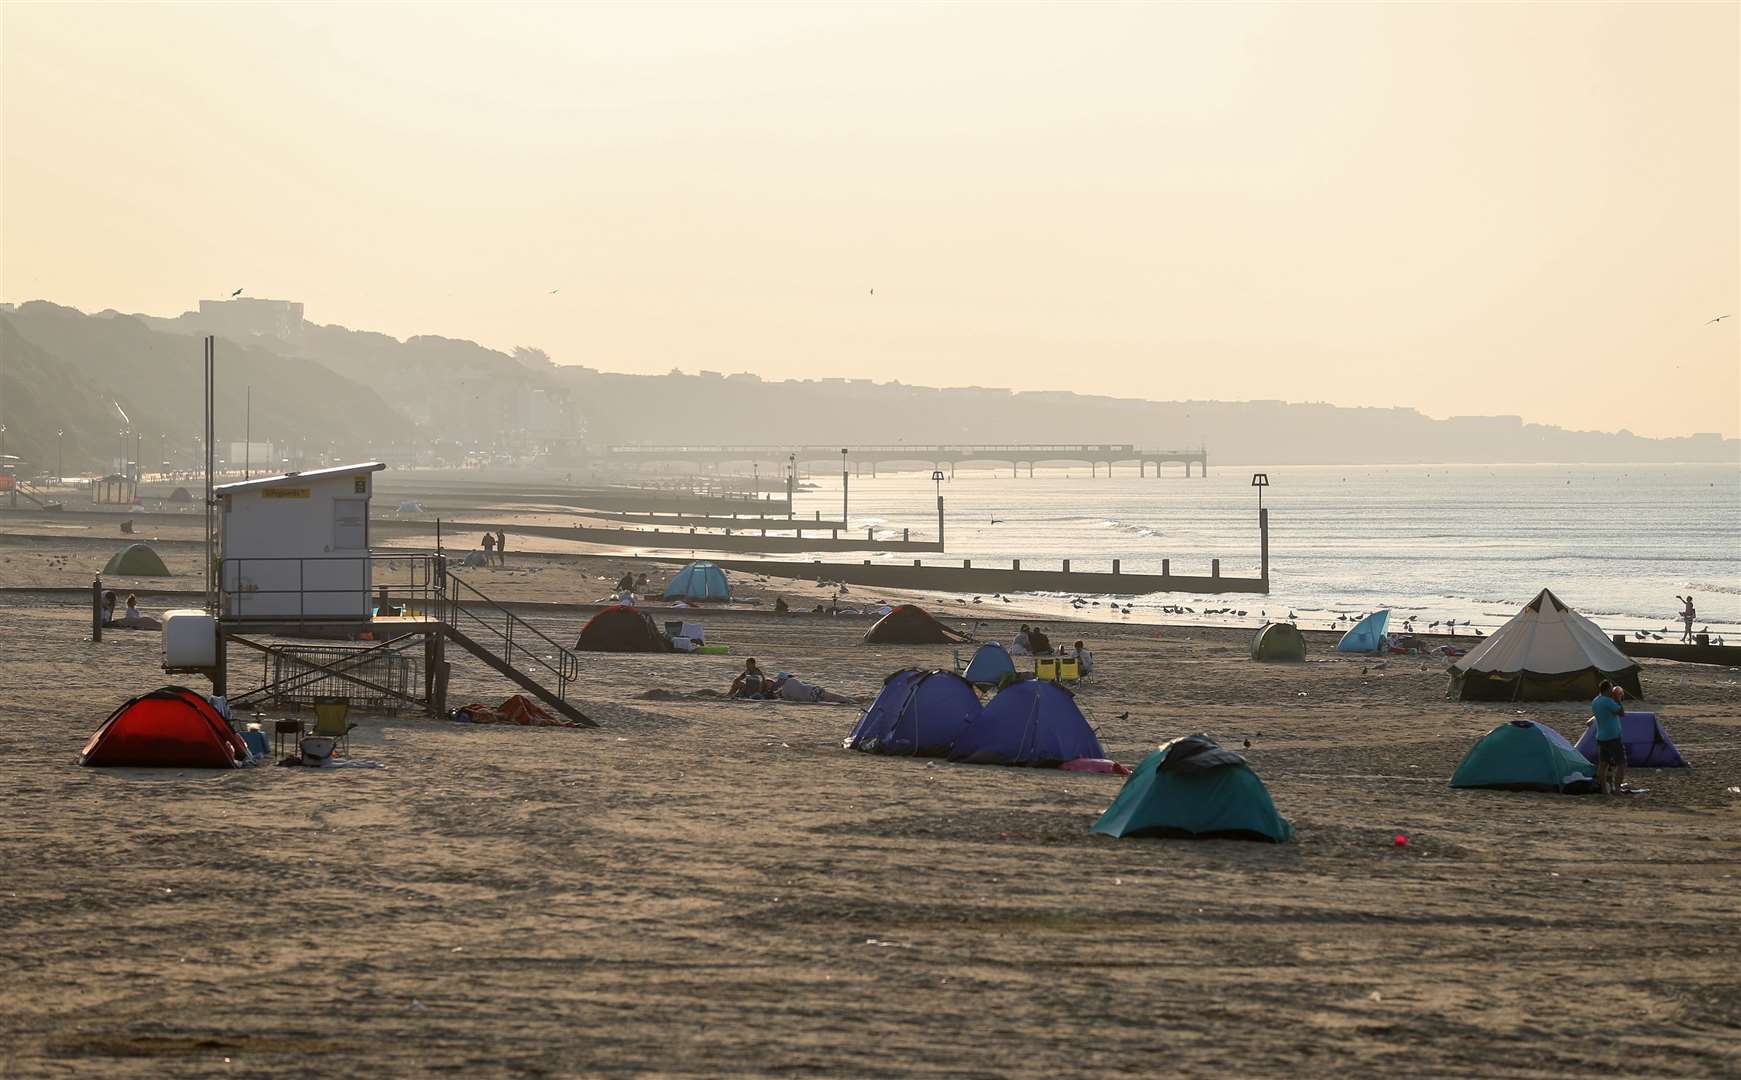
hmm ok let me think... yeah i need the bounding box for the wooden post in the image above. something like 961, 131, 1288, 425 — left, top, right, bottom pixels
963, 559, 971, 569
1062, 559, 1070, 573
1162, 559, 1170, 576
1260, 508, 1270, 582
1112, 559, 1120, 574
91, 575, 103, 642
1012, 559, 1021, 570
1212, 558, 1221, 578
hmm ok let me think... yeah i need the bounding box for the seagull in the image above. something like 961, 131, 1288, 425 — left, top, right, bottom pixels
990, 518, 1004, 525
548, 289, 559, 294
230, 287, 242, 296
1707, 314, 1732, 324
1116, 712, 1129, 722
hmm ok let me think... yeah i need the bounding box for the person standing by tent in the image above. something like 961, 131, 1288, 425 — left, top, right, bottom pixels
481, 531, 496, 564
1591, 679, 1627, 795
495, 530, 507, 567
1676, 595, 1696, 643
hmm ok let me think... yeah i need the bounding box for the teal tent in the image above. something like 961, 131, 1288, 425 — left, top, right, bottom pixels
663, 561, 730, 601
102, 543, 171, 577
1093, 735, 1293, 842
1336, 610, 1390, 653
1450, 720, 1596, 794
1250, 622, 1306, 662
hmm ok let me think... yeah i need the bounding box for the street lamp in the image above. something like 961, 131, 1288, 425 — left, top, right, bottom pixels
932, 469, 946, 549
1251, 472, 1269, 511
1252, 473, 1271, 582
787, 452, 796, 519
840, 448, 849, 527
56, 430, 63, 483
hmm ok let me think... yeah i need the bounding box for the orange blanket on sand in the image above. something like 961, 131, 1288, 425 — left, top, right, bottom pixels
457, 694, 581, 728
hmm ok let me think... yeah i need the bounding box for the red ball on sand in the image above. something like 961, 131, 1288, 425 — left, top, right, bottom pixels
1393, 834, 1408, 846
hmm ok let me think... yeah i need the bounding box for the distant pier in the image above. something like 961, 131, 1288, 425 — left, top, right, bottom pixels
603, 443, 1208, 478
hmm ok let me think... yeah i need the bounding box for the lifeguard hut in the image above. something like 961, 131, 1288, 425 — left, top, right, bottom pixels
152, 457, 592, 725
216, 462, 383, 619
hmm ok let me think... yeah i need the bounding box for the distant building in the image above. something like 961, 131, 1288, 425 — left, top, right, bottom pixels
198, 297, 305, 344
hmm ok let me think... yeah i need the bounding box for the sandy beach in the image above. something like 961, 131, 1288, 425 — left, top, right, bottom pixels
2, 516, 1739, 1077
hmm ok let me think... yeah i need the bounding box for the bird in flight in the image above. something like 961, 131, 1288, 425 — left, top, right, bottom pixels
549, 289, 559, 295
230, 287, 242, 297
1709, 314, 1732, 323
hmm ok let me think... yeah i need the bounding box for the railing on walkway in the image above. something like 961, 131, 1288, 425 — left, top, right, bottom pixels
219, 553, 439, 621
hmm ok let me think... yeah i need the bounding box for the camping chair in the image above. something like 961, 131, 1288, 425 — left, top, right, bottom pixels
1058, 658, 1081, 682
311, 697, 356, 755
1035, 657, 1059, 682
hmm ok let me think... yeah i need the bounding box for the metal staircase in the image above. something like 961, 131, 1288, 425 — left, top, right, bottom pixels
436, 569, 593, 726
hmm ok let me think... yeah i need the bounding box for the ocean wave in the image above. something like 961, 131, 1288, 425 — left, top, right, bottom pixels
1100, 519, 1164, 539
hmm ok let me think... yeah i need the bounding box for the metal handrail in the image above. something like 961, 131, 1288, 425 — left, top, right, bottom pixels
441, 571, 580, 699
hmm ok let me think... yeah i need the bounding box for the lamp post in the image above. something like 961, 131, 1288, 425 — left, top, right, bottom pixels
56, 430, 63, 483
787, 453, 795, 519
1252, 473, 1271, 583
932, 469, 946, 550
840, 448, 849, 528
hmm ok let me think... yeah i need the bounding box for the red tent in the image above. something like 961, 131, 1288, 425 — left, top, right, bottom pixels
81, 687, 246, 768
574, 606, 672, 653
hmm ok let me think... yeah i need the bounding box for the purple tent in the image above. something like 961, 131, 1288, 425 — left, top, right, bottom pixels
1574, 712, 1687, 768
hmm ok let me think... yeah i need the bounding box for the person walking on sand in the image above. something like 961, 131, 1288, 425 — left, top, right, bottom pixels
495, 530, 507, 567
1591, 679, 1627, 794
1676, 595, 1696, 643
481, 531, 495, 564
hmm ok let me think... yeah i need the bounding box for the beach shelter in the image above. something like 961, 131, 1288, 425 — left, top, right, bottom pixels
1449, 589, 1642, 701
947, 681, 1104, 766
663, 561, 731, 602
1092, 735, 1294, 842
962, 642, 1016, 687
1336, 610, 1390, 653
843, 669, 981, 756
1250, 622, 1306, 662
1450, 719, 1596, 793
395, 500, 424, 513
574, 605, 672, 652
80, 686, 246, 768
102, 543, 171, 577
1574, 712, 1687, 768
862, 604, 971, 645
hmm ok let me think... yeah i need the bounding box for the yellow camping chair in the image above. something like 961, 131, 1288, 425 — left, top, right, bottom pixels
1034, 657, 1059, 682
311, 697, 356, 755
1057, 658, 1081, 682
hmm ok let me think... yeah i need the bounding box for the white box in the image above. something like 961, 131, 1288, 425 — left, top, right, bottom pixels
162, 609, 218, 668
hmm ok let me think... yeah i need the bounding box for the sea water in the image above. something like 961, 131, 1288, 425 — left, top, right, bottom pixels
781, 462, 1741, 636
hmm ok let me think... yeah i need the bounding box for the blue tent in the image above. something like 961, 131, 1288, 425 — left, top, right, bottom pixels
962, 642, 1016, 687
948, 681, 1104, 766
662, 561, 730, 601
1336, 609, 1390, 653
1573, 712, 1687, 768
1093, 735, 1294, 843
844, 669, 980, 757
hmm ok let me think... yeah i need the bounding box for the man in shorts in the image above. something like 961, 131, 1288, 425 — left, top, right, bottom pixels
1591, 679, 1627, 794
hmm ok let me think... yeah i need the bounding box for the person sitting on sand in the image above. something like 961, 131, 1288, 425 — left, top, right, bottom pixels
1591, 679, 1627, 795
636, 572, 650, 589
120, 593, 161, 630
1071, 639, 1094, 675
1011, 624, 1033, 655
773, 596, 789, 614
730, 658, 769, 699
1028, 624, 1054, 655
770, 673, 854, 704
101, 590, 117, 626
617, 572, 636, 592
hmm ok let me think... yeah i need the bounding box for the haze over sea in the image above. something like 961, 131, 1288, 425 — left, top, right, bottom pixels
775, 463, 1741, 637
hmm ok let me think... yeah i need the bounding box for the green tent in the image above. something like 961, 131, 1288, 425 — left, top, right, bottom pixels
1092, 735, 1294, 842
1450, 720, 1595, 794
102, 543, 171, 577
1250, 621, 1306, 662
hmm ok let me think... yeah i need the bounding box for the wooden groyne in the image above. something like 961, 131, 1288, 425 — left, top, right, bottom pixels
703, 557, 1267, 596
438, 521, 944, 555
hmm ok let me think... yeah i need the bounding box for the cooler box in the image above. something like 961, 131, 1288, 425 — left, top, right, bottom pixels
162, 610, 218, 669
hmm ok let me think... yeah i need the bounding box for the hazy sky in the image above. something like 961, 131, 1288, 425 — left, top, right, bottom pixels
4, 3, 1737, 437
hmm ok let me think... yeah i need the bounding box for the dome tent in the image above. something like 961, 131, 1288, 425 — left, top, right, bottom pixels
575, 605, 672, 653
663, 561, 731, 602
862, 604, 971, 645
1250, 622, 1306, 662
1093, 735, 1293, 843
80, 687, 247, 768
1450, 589, 1642, 702
844, 669, 981, 756
1573, 712, 1687, 769
1336, 610, 1390, 653
102, 543, 171, 577
947, 681, 1103, 766
1450, 720, 1596, 794
962, 642, 1016, 687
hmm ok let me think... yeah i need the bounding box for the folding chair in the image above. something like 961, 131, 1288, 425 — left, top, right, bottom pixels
1034, 657, 1059, 682
311, 697, 357, 755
